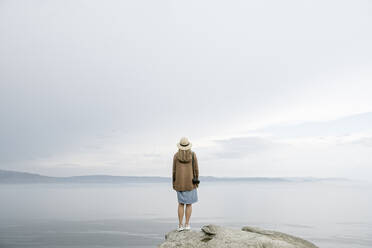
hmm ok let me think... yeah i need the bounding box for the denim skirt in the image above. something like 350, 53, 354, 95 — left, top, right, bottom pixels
177, 188, 198, 204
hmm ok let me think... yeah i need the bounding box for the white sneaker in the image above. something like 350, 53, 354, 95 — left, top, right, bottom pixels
177, 224, 184, 231
184, 224, 191, 230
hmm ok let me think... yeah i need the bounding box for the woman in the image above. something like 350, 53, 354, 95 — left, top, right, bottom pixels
172, 137, 199, 231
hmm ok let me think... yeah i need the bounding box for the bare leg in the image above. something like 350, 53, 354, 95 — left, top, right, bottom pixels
178, 203, 184, 227
185, 204, 192, 225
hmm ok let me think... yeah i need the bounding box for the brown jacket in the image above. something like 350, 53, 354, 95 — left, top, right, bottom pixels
172, 150, 199, 191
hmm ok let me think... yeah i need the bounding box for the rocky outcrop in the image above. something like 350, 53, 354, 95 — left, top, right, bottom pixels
158, 224, 318, 248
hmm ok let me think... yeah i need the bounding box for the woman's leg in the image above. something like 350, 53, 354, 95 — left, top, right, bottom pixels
178, 203, 185, 227
185, 204, 192, 225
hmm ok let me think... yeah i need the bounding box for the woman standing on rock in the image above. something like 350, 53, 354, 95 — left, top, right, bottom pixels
172, 137, 199, 231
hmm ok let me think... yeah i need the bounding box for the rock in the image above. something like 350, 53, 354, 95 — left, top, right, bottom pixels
158, 224, 319, 248
201, 224, 218, 235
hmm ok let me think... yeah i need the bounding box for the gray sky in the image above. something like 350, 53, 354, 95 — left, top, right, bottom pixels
1, 0, 371, 181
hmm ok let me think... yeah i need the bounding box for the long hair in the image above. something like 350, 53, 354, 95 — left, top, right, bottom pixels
177, 149, 192, 161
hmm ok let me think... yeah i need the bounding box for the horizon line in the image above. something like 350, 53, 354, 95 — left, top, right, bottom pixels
0, 168, 353, 181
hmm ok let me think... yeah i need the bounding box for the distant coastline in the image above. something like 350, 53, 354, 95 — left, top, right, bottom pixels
0, 169, 351, 184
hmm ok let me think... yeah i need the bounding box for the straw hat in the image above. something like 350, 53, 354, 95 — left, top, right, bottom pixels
177, 137, 192, 150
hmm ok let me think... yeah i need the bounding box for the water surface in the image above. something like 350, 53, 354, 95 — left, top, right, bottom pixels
0, 181, 371, 247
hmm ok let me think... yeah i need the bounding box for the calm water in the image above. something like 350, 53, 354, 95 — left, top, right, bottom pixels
0, 181, 371, 247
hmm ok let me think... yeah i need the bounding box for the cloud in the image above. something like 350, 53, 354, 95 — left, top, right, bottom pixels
142, 153, 162, 158
0, 0, 372, 180
351, 137, 372, 147
210, 136, 275, 159
256, 112, 372, 138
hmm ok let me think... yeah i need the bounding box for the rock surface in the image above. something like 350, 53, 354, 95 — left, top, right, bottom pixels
158, 224, 319, 248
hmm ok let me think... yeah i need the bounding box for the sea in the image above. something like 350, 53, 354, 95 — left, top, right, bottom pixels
0, 180, 371, 248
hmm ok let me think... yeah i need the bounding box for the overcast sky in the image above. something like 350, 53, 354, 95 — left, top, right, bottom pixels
1, 0, 371, 181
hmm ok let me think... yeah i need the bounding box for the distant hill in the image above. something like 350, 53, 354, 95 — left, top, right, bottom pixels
0, 169, 350, 184
0, 169, 169, 184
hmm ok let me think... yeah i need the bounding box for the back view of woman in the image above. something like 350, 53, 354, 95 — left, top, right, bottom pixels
172, 137, 199, 231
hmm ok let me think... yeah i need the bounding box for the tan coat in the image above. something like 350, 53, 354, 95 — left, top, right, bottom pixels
172, 150, 199, 191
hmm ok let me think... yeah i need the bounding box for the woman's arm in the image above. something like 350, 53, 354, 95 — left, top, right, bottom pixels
194, 152, 199, 179
172, 155, 176, 188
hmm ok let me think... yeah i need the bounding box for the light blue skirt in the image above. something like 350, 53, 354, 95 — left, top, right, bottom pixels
177, 188, 198, 204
